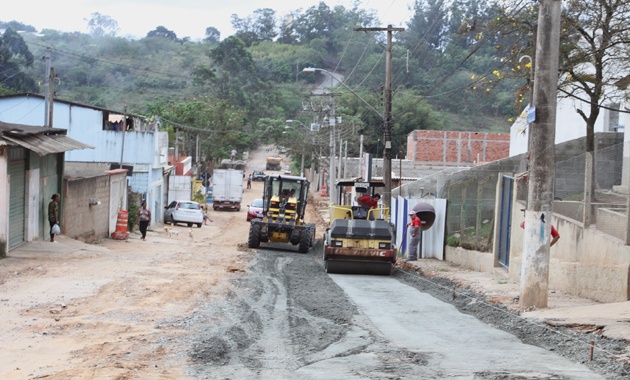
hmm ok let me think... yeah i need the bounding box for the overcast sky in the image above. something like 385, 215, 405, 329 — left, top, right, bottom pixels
3, 0, 415, 40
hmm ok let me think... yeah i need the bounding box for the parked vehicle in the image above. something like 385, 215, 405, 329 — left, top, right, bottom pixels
252, 171, 266, 181
164, 200, 203, 227
246, 198, 265, 221
211, 169, 244, 211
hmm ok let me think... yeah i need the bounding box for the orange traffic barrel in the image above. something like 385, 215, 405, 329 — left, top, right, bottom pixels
321, 184, 328, 197
115, 210, 128, 233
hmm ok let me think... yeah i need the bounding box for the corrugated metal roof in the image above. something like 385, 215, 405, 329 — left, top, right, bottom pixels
0, 121, 93, 156
2, 134, 93, 156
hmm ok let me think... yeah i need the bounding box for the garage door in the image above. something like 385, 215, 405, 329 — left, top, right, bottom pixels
9, 152, 26, 249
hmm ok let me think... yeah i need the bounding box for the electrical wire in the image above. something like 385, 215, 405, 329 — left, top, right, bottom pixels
396, 0, 530, 111
558, 87, 630, 114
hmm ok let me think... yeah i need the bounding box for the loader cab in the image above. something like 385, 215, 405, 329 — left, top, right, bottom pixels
263, 175, 309, 221
248, 174, 316, 253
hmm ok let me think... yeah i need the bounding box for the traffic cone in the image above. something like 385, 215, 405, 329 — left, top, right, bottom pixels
321, 184, 328, 197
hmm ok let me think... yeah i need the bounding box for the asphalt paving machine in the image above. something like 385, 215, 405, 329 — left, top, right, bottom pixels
248, 174, 316, 253
323, 179, 396, 275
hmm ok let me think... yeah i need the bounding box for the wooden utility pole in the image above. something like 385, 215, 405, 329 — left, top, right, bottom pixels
520, 0, 562, 309
354, 25, 404, 211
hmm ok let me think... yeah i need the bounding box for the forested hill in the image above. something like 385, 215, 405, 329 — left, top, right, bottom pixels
0, 0, 531, 160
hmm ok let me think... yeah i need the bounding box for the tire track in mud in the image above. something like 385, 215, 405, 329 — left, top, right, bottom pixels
187, 243, 363, 379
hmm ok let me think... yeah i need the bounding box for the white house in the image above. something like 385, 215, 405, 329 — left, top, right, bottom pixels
510, 96, 626, 156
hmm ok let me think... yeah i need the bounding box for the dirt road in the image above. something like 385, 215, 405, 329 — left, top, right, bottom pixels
0, 146, 628, 379
0, 147, 286, 379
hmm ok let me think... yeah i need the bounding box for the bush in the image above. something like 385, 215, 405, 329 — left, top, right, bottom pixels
446, 234, 460, 247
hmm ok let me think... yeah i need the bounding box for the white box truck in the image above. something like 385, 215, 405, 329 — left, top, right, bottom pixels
211, 169, 243, 211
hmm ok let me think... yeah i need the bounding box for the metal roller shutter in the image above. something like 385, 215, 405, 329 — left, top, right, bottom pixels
9, 157, 26, 249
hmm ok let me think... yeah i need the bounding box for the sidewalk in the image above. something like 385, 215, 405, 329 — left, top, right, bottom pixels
309, 190, 630, 342
402, 258, 630, 342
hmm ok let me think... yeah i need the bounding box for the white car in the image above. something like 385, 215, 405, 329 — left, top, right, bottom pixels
164, 200, 204, 227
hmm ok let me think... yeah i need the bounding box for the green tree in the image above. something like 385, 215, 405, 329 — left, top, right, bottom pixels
231, 8, 278, 46
204, 27, 220, 43
0, 20, 37, 33
0, 28, 37, 92
85, 13, 119, 37
146, 26, 179, 41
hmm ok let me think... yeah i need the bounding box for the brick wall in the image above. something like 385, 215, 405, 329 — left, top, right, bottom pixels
407, 130, 510, 165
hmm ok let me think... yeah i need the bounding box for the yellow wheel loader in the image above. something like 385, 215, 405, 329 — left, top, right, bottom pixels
248, 175, 316, 253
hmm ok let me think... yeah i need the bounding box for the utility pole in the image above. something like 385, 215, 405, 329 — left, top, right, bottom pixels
329, 95, 336, 203
355, 25, 404, 210
307, 92, 338, 203
175, 128, 179, 161
43, 47, 54, 128
119, 106, 128, 169
359, 134, 364, 178
520, 0, 561, 309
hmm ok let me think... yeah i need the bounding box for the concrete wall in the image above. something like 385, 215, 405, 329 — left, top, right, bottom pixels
62, 175, 112, 243
508, 203, 630, 303
443, 201, 630, 303
595, 207, 627, 241
108, 173, 128, 234
444, 246, 496, 273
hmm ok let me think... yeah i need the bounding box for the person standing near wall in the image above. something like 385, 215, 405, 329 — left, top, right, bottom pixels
520, 209, 560, 247
136, 202, 151, 241
406, 210, 422, 261
48, 193, 60, 243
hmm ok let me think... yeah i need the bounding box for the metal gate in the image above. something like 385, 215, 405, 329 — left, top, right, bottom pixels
8, 148, 26, 249
497, 175, 513, 267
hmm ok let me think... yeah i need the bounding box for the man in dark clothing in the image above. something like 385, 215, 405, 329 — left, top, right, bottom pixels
48, 193, 60, 242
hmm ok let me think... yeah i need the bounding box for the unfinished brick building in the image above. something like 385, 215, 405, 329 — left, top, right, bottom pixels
406, 130, 510, 165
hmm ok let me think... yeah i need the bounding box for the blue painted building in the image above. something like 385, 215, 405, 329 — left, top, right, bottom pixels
0, 93, 169, 226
